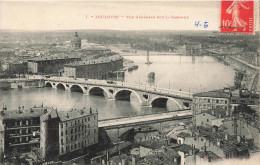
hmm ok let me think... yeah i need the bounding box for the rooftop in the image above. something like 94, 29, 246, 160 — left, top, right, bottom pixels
193, 90, 230, 98
0, 106, 54, 120
65, 54, 122, 66
171, 144, 193, 154
28, 53, 81, 62
58, 108, 97, 122
177, 132, 191, 138
138, 139, 165, 150
200, 108, 228, 118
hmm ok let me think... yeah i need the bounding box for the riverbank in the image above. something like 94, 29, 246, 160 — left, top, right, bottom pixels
0, 78, 44, 89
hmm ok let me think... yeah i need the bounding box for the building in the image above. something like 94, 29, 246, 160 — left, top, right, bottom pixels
230, 96, 259, 111
222, 118, 260, 148
58, 108, 98, 156
71, 31, 81, 50
192, 89, 231, 117
63, 54, 123, 79
0, 106, 99, 162
194, 108, 229, 127
0, 121, 4, 163
0, 106, 59, 160
27, 53, 81, 74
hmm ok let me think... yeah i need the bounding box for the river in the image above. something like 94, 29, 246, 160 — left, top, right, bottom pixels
0, 55, 235, 120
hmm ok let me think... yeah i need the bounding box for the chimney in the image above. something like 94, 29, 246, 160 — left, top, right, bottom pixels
237, 136, 241, 143
81, 110, 84, 115
3, 105, 7, 111
90, 108, 92, 114
30, 108, 34, 113
211, 110, 214, 116
132, 156, 136, 165
0, 110, 5, 116
44, 109, 48, 114
226, 110, 229, 117
66, 113, 69, 118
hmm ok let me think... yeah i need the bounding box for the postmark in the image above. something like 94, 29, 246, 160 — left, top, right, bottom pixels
220, 0, 254, 34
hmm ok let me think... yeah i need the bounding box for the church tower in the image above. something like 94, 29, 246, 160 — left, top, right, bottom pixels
71, 31, 81, 50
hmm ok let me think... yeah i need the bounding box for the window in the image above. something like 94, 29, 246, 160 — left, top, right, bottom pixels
203, 114, 205, 116
71, 135, 73, 141
88, 117, 90, 121
61, 132, 63, 136
88, 131, 90, 135
207, 119, 209, 122
201, 138, 204, 141
75, 121, 77, 125
208, 99, 210, 103
66, 130, 67, 135
216, 100, 219, 103
94, 115, 96, 120
66, 123, 68, 127
194, 138, 197, 141
61, 139, 63, 145
61, 147, 64, 153
85, 118, 87, 122
88, 124, 90, 128
61, 124, 63, 129
225, 100, 227, 104
94, 129, 96, 134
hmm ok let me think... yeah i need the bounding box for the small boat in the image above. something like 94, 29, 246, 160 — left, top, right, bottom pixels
128, 67, 134, 71
133, 65, 138, 70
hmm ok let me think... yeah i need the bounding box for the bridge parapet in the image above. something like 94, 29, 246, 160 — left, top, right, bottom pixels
44, 77, 193, 108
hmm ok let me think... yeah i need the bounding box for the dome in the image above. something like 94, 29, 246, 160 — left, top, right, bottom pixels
72, 31, 81, 43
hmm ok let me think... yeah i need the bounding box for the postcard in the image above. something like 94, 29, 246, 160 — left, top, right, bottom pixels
0, 1, 259, 165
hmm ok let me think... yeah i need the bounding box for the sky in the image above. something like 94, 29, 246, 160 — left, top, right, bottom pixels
0, 1, 259, 31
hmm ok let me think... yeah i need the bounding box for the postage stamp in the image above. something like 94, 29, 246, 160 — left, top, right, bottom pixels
220, 0, 254, 34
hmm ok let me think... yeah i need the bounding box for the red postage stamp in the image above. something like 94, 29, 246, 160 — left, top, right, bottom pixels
220, 0, 254, 34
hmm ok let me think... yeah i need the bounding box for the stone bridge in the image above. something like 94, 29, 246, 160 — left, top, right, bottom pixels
44, 77, 193, 109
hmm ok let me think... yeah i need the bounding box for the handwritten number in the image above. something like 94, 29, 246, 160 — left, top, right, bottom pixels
194, 21, 200, 27
195, 21, 208, 28
204, 22, 208, 28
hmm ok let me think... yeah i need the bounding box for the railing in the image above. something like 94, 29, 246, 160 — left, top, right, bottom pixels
45, 76, 194, 99
6, 124, 40, 130
99, 110, 192, 128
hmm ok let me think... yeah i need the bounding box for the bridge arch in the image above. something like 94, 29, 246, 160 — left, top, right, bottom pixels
88, 86, 109, 98
56, 83, 66, 90
114, 89, 142, 105
45, 81, 52, 87
150, 96, 182, 109
70, 84, 84, 93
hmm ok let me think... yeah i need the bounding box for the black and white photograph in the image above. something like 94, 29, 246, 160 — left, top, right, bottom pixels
0, 1, 259, 165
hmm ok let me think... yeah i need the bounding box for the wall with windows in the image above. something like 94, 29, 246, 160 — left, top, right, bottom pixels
58, 113, 98, 155
192, 96, 229, 115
